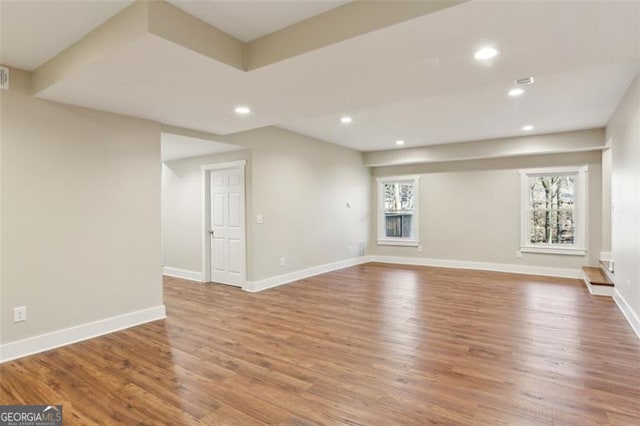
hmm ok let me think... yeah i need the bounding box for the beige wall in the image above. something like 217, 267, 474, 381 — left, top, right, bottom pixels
1, 72, 163, 344
162, 127, 371, 282
606, 72, 640, 325
369, 150, 603, 271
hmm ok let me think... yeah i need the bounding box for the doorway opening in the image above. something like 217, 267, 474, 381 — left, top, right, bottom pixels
160, 132, 247, 286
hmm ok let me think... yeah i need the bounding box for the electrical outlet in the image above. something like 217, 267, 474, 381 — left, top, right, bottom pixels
348, 245, 352, 253
13, 306, 26, 323
256, 214, 263, 224
516, 250, 522, 258
279, 257, 286, 267
417, 246, 423, 253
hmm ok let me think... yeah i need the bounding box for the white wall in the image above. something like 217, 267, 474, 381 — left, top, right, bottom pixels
1, 69, 164, 348
369, 150, 603, 274
161, 126, 370, 283
606, 72, 640, 333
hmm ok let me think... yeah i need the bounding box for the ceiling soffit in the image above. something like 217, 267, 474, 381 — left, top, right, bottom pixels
32, 0, 467, 95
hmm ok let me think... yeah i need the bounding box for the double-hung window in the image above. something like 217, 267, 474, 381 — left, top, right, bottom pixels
377, 176, 419, 246
520, 166, 587, 255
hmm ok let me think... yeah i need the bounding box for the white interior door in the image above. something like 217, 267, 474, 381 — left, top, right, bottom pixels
209, 167, 245, 286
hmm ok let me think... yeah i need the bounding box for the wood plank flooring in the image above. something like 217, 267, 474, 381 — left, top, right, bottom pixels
2, 263, 639, 425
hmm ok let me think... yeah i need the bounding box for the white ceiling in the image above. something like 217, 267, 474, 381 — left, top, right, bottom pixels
0, 0, 348, 70
0, 0, 134, 70
282, 62, 640, 151
168, 0, 350, 42
2, 0, 640, 153
161, 133, 244, 162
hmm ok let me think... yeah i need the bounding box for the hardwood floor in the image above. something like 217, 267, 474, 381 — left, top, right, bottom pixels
2, 263, 639, 425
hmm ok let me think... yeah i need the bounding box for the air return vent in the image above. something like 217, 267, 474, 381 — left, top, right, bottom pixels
514, 76, 534, 86
0, 66, 9, 90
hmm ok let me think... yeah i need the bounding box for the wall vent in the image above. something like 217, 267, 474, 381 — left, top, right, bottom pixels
0, 66, 9, 90
514, 77, 534, 86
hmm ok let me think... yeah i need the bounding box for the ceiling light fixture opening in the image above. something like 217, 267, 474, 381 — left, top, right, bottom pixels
395, 140, 405, 146
340, 116, 353, 124
508, 88, 524, 97
234, 106, 251, 114
523, 125, 534, 131
474, 46, 499, 60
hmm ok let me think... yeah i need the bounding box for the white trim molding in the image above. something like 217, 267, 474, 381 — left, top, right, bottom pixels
0, 305, 166, 363
244, 257, 370, 292
376, 240, 419, 247
368, 255, 582, 279
613, 289, 640, 339
599, 251, 612, 260
200, 160, 247, 171
162, 266, 204, 282
520, 246, 586, 256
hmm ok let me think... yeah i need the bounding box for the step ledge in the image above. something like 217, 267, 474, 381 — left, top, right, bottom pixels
582, 266, 614, 286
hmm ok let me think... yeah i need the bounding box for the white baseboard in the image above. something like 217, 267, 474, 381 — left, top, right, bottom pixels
244, 255, 582, 293
613, 289, 640, 339
162, 266, 204, 282
582, 276, 614, 297
0, 305, 166, 363
243, 256, 370, 292
368, 255, 582, 279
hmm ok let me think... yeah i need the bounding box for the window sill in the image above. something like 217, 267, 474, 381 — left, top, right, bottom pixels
520, 246, 586, 256
377, 239, 419, 247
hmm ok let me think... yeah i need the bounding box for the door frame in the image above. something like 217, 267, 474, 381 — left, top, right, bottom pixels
201, 160, 247, 285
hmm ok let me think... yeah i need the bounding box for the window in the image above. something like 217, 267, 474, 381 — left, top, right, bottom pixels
520, 166, 587, 255
377, 176, 419, 246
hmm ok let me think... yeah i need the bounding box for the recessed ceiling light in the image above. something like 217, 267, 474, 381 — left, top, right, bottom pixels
340, 116, 353, 124
508, 88, 524, 97
523, 125, 534, 131
474, 46, 499, 60
234, 106, 251, 114
396, 140, 405, 146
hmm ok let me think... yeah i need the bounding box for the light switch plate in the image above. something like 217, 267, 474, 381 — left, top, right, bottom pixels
13, 306, 26, 323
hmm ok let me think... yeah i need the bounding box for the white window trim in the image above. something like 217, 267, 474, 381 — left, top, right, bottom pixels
376, 175, 420, 247
519, 166, 588, 256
